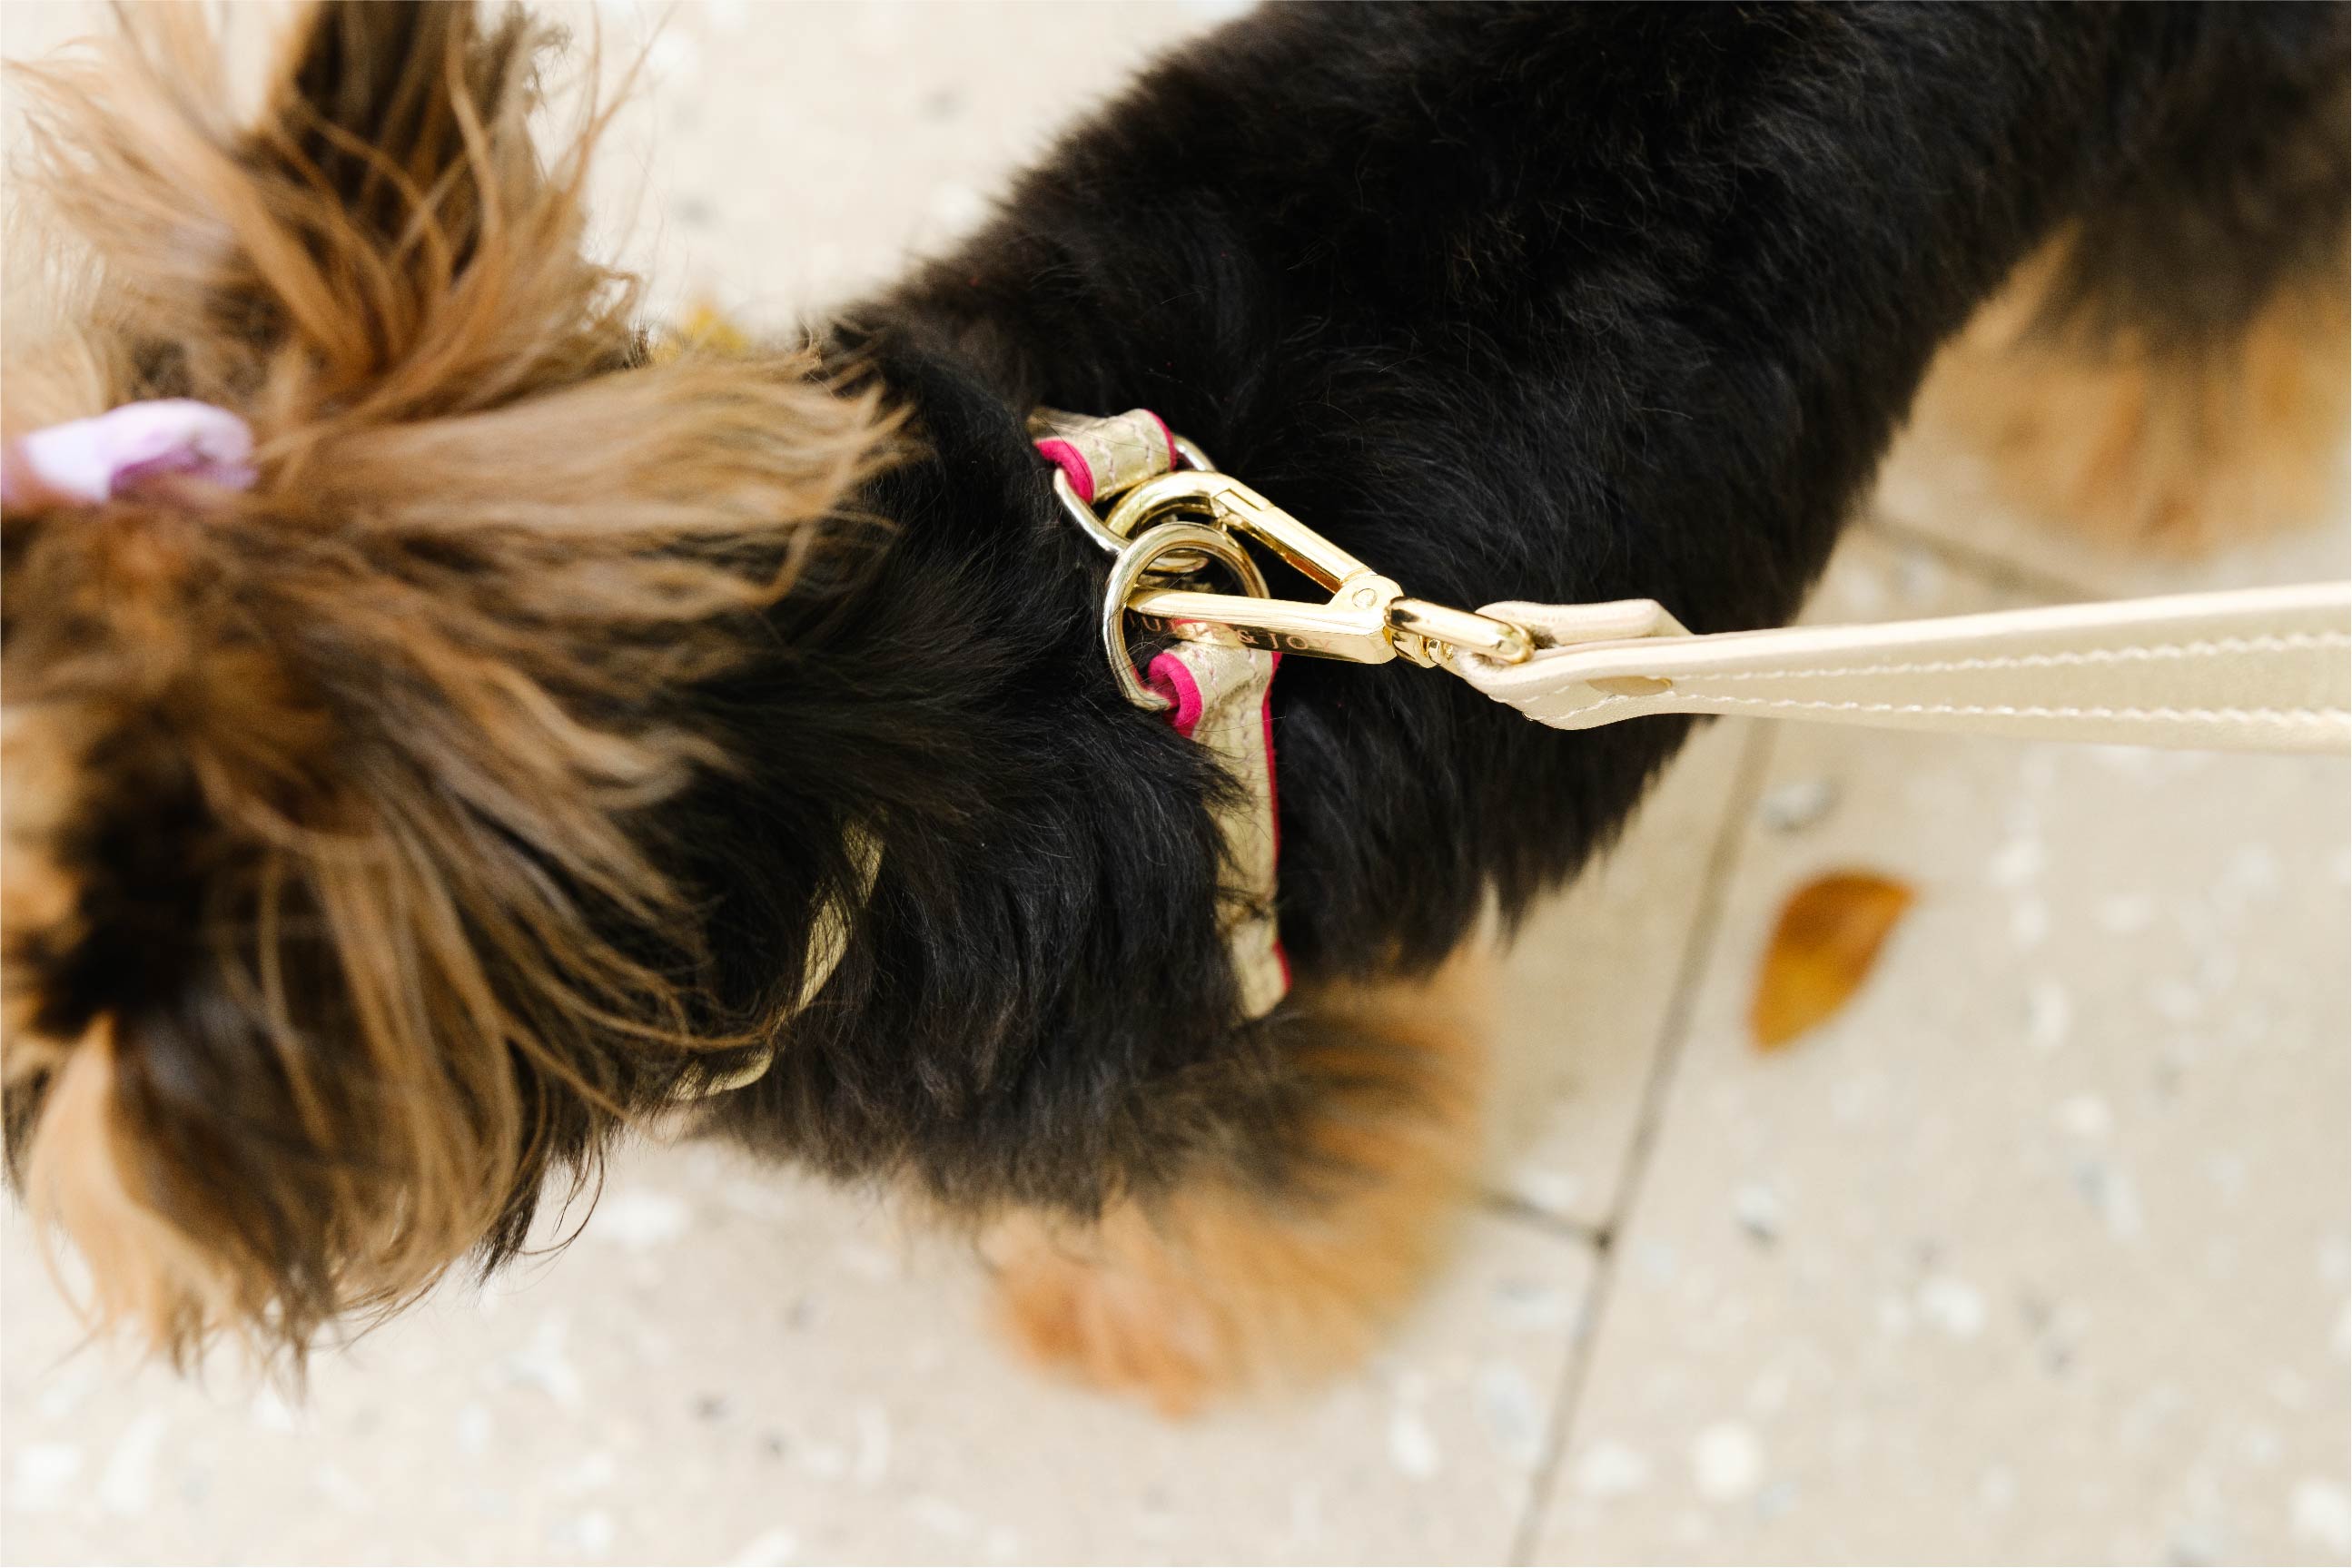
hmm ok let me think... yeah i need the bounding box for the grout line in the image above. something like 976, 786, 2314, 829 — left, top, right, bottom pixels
1478, 1189, 1613, 1250
1857, 513, 2103, 606
1506, 722, 1779, 1565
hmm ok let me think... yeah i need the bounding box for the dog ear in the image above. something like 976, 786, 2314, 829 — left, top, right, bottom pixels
3, 1, 894, 1366
242, 0, 634, 408
268, 0, 538, 234
13, 0, 638, 417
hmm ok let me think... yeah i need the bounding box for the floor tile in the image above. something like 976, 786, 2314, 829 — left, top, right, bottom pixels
1527, 537, 2351, 1565
570, 0, 1234, 327
1487, 522, 2000, 1234
2, 1148, 1595, 1566
1487, 720, 1755, 1231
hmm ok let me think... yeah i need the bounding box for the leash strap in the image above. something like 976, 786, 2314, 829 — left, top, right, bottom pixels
670, 825, 884, 1100
1449, 582, 2352, 754
1148, 636, 1290, 1018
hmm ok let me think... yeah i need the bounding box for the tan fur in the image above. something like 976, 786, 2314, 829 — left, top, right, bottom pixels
22, 1024, 251, 1353
1, 3, 895, 1365
1912, 232, 2351, 552
984, 943, 1497, 1414
0, 706, 88, 1062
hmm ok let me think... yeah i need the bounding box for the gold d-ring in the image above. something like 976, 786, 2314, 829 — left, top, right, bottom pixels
1102, 521, 1271, 710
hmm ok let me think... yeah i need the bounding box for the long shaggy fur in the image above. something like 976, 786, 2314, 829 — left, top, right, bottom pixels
986, 944, 1495, 1415
3, 1, 2342, 1392
3, 3, 891, 1361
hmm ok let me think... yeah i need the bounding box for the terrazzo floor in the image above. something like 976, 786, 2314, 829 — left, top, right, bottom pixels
4, 5, 2347, 1563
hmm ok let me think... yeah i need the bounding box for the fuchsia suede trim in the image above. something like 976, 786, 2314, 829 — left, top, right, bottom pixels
1259, 652, 1290, 988
1145, 649, 1206, 737
1261, 652, 1284, 853
1141, 408, 1180, 469
1033, 437, 1095, 503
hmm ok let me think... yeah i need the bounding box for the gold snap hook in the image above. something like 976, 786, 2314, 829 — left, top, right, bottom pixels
1038, 407, 1536, 692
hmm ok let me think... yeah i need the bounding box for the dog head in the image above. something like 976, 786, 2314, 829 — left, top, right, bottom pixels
1, 0, 889, 1364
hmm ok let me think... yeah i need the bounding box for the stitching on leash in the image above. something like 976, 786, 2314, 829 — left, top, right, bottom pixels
1547, 692, 2352, 723
1681, 631, 2350, 684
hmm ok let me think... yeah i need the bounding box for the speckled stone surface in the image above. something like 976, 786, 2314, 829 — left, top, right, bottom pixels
1526, 535, 2351, 1567
4, 5, 2346, 1564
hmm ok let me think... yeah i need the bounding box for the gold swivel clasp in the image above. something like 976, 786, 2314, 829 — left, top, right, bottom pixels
1034, 409, 1533, 711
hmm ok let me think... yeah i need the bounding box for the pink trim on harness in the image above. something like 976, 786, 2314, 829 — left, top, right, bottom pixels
1141, 408, 1180, 469
1146, 648, 1207, 736
1152, 647, 1285, 844
1032, 437, 1097, 504
1029, 406, 1179, 507
1253, 653, 1290, 990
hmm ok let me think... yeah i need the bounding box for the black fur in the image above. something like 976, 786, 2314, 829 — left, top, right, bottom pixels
685, 3, 2347, 1214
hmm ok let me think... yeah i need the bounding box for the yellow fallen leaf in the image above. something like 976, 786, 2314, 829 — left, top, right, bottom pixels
1749, 871, 1915, 1050
651, 298, 753, 363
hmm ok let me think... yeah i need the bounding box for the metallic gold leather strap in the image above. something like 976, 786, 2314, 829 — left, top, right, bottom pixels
1028, 407, 1177, 505
671, 826, 883, 1100
1147, 632, 1289, 1020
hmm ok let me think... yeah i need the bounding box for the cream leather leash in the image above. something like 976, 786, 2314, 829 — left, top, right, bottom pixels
1453, 583, 2351, 754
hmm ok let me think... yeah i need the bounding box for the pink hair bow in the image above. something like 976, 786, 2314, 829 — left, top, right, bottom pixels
1, 399, 256, 509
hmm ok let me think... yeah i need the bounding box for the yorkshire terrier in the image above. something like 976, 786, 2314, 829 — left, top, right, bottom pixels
4, 2, 2344, 1413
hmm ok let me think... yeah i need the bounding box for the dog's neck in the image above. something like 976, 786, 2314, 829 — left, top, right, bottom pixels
669, 330, 1255, 1188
